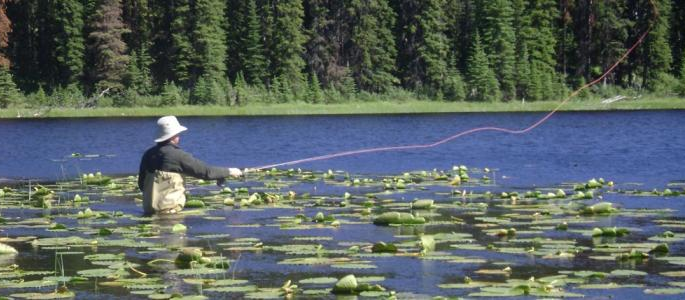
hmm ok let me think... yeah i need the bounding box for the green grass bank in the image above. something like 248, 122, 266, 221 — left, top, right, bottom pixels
2, 96, 684, 119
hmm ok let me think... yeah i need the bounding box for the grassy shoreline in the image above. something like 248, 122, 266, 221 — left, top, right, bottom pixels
1, 96, 684, 118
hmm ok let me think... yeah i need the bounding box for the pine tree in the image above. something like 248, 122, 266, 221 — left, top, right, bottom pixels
271, 0, 306, 91
347, 0, 398, 93
169, 0, 193, 87
466, 32, 500, 102
479, 0, 516, 100
51, 0, 86, 87
242, 0, 268, 85
194, 0, 227, 84
87, 0, 130, 93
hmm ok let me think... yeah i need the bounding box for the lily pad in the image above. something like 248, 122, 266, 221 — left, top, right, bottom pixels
299, 277, 338, 285
644, 288, 685, 295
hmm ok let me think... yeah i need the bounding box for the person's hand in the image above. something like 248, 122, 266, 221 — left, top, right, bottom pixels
228, 168, 243, 177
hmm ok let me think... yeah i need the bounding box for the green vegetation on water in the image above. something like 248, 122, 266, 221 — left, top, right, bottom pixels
2, 96, 684, 118
1, 164, 684, 298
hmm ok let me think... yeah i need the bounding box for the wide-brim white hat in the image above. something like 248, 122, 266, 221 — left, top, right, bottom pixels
155, 116, 188, 143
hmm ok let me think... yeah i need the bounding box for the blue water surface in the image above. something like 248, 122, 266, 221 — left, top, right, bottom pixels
1, 111, 683, 187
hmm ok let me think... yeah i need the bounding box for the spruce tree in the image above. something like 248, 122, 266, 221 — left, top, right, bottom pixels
444, 0, 467, 70
51, 0, 86, 87
347, 0, 398, 93
339, 66, 357, 99
444, 63, 466, 101
233, 71, 250, 105
672, 0, 685, 76
417, 0, 450, 95
527, 0, 559, 100
194, 0, 227, 85
225, 0, 245, 81
122, 0, 153, 92
679, 51, 685, 95
31, 85, 49, 107
126, 49, 153, 94
639, 0, 672, 91
515, 41, 534, 101
466, 32, 500, 102
242, 0, 268, 85
304, 0, 334, 87
121, 0, 151, 53
0, 66, 21, 107
307, 72, 323, 103
271, 0, 306, 91
87, 0, 130, 93
5, 0, 39, 90
191, 75, 226, 105
160, 81, 184, 106
512, 0, 531, 99
479, 0, 516, 100
592, 1, 629, 86
557, 0, 575, 78
169, 0, 193, 87
395, 0, 451, 96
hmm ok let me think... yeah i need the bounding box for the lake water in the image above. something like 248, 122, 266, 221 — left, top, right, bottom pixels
1, 111, 684, 299
1, 111, 684, 188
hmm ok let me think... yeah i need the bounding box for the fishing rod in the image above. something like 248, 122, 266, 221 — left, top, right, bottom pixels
245, 0, 658, 173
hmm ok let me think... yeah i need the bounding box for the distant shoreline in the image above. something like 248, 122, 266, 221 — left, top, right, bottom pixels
1, 97, 684, 119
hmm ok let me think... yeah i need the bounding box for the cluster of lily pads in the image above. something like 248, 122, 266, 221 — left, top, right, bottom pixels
0, 166, 684, 299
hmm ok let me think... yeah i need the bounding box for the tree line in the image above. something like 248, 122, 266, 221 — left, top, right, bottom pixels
0, 0, 684, 109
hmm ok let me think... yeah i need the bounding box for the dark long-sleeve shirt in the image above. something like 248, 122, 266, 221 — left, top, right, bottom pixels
138, 142, 232, 191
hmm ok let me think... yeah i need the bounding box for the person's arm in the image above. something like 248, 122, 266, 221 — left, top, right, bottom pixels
176, 150, 234, 180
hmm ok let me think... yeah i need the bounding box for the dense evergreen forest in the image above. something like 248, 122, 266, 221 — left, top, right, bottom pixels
0, 0, 684, 108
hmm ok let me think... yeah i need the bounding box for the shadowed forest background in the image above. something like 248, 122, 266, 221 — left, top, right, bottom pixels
0, 0, 684, 109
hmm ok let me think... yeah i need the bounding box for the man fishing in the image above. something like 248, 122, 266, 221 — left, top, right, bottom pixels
138, 116, 242, 214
